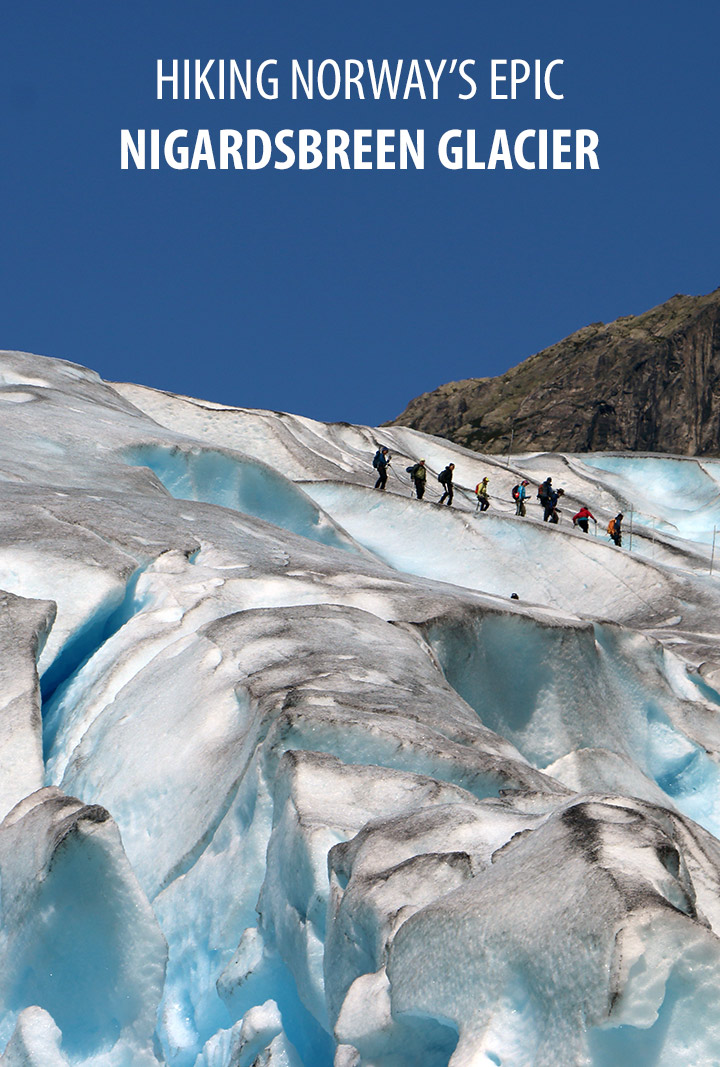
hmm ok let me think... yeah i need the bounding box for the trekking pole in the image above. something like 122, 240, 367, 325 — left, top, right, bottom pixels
629, 507, 634, 552
711, 526, 717, 575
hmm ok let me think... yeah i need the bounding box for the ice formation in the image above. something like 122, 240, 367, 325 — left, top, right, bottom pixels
2, 351, 720, 1064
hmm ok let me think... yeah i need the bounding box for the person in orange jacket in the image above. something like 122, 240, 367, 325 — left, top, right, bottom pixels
608, 512, 624, 546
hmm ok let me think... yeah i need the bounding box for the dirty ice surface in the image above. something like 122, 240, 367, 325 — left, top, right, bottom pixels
3, 352, 720, 1065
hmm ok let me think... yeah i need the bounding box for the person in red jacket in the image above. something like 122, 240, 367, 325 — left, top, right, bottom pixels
572, 505, 597, 534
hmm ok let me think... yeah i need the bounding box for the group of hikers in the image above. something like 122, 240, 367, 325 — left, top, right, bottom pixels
372, 448, 457, 505
372, 447, 625, 545
530, 476, 624, 544
377, 446, 456, 503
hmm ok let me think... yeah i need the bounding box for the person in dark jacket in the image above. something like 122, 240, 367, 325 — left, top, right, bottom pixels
438, 463, 455, 506
608, 512, 624, 546
544, 487, 564, 523
408, 459, 427, 499
572, 505, 597, 533
372, 447, 390, 490
537, 477, 553, 510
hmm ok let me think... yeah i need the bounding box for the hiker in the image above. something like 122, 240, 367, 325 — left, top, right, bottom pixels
608, 512, 624, 547
512, 480, 530, 517
438, 463, 455, 506
475, 477, 490, 511
372, 447, 390, 490
544, 487, 564, 524
407, 459, 427, 499
572, 505, 597, 534
537, 477, 553, 511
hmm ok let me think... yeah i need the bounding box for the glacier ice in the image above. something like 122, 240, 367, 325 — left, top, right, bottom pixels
0, 591, 54, 821
0, 789, 167, 1065
3, 348, 720, 1063
0, 1006, 69, 1067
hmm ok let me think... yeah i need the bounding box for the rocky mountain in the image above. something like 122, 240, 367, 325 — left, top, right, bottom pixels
390, 288, 720, 455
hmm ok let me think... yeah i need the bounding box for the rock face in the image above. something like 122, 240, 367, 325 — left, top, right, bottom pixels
389, 288, 720, 455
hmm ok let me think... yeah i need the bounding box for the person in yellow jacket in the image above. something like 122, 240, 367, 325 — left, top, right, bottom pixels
475, 477, 490, 511
407, 459, 427, 499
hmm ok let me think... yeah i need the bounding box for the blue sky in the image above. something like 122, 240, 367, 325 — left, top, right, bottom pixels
1, 0, 719, 425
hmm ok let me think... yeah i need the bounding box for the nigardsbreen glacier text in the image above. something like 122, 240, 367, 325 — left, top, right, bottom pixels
120, 128, 600, 171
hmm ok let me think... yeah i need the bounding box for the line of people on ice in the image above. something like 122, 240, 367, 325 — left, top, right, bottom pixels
536, 477, 624, 543
372, 447, 625, 544
374, 449, 457, 506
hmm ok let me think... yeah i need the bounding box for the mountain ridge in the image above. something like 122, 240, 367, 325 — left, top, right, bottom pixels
389, 287, 720, 455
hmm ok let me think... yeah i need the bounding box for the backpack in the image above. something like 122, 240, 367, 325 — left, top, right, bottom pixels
607, 518, 616, 536
438, 469, 449, 485
511, 484, 520, 500
538, 482, 549, 501
372, 450, 383, 470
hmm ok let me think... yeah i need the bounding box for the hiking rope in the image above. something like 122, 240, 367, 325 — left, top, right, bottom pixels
388, 461, 416, 497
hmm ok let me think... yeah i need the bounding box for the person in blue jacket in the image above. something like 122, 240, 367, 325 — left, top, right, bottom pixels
514, 480, 530, 516
544, 486, 564, 523
372, 447, 390, 490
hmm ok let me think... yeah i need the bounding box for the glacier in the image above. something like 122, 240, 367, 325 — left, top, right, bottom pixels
2, 351, 720, 1064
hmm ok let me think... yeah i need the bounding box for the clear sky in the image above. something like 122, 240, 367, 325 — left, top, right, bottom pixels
1, 0, 719, 426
